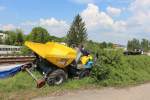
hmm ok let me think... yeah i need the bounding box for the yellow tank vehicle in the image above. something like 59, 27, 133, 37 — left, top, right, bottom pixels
25, 41, 77, 68
22, 41, 94, 88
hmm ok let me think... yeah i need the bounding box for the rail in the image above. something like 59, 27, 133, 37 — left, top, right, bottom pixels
0, 56, 35, 64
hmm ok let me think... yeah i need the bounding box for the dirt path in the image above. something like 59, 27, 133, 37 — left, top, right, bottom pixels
34, 83, 150, 100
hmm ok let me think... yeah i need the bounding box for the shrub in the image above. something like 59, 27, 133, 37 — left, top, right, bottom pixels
91, 50, 150, 86
20, 46, 32, 56
98, 49, 123, 65
91, 50, 123, 82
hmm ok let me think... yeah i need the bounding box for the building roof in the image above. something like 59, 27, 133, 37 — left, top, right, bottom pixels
113, 44, 126, 48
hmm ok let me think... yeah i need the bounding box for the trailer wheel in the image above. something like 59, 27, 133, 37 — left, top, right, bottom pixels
46, 69, 67, 85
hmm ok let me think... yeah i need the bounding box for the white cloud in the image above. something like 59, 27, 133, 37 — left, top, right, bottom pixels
129, 0, 150, 24
80, 4, 128, 44
81, 4, 126, 33
39, 18, 69, 37
0, 6, 6, 11
106, 6, 122, 16
81, 4, 113, 29
21, 18, 69, 37
0, 24, 16, 31
80, 2, 150, 44
130, 0, 150, 13
21, 21, 37, 26
39, 18, 68, 27
126, 0, 150, 36
70, 0, 95, 4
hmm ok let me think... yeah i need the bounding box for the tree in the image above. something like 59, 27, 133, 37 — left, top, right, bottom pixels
29, 27, 49, 43
49, 35, 66, 42
100, 42, 107, 48
127, 40, 132, 50
5, 31, 17, 45
67, 14, 87, 46
127, 38, 141, 51
16, 29, 24, 45
108, 42, 113, 48
141, 39, 149, 52
133, 38, 141, 49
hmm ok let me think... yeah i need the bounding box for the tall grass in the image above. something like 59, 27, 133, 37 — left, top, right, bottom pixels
0, 71, 94, 99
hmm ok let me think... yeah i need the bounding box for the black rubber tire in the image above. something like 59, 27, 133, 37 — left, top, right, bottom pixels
46, 69, 68, 85
79, 69, 90, 79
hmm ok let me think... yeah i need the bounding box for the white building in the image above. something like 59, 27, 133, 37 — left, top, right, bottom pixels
113, 44, 127, 51
0, 32, 7, 40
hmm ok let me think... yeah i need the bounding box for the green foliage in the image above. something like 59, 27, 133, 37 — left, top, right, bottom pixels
5, 31, 17, 45
0, 72, 94, 99
3, 29, 25, 46
0, 72, 36, 93
85, 40, 102, 54
107, 42, 113, 48
16, 29, 24, 46
92, 50, 150, 86
67, 14, 87, 46
92, 50, 123, 81
100, 42, 107, 48
99, 49, 123, 65
127, 38, 150, 52
127, 38, 141, 51
2, 50, 150, 99
99, 42, 114, 49
20, 46, 32, 56
49, 35, 66, 42
141, 39, 149, 52
28, 27, 49, 43
85, 40, 114, 56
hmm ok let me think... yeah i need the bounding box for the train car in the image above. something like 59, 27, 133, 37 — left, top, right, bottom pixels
0, 45, 22, 56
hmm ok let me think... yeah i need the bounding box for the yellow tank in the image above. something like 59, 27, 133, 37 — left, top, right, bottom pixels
25, 41, 77, 68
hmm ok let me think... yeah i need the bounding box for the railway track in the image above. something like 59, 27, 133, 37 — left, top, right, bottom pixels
0, 56, 35, 64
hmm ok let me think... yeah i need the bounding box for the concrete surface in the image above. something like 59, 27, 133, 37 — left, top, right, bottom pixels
34, 83, 150, 100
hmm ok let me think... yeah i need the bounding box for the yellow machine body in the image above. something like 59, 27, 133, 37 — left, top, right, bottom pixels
25, 41, 77, 68
80, 55, 93, 65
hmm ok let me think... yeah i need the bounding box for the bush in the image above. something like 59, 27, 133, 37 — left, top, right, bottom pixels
98, 49, 123, 65
91, 50, 150, 86
20, 46, 32, 56
91, 50, 123, 82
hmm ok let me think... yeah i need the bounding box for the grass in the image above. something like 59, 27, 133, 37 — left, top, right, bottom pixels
1, 54, 150, 99
92, 55, 150, 87
0, 72, 95, 100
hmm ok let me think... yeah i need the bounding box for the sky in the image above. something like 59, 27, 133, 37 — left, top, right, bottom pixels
0, 0, 150, 45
